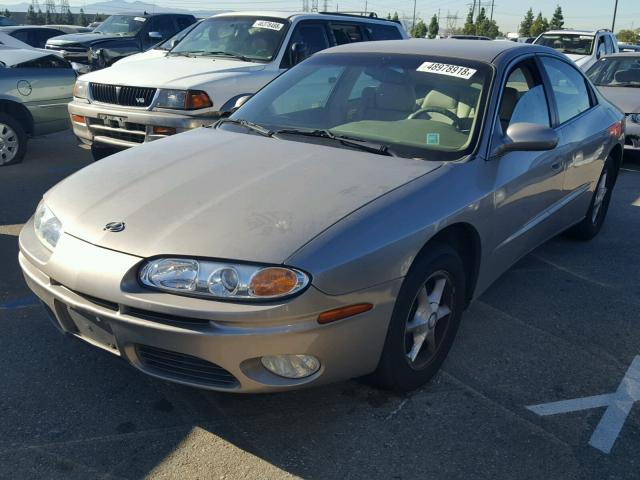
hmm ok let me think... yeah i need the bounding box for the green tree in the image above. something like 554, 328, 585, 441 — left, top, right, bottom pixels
411, 19, 427, 38
78, 7, 88, 26
519, 8, 534, 37
462, 8, 475, 35
26, 4, 37, 24
530, 12, 548, 37
550, 5, 564, 30
3, 8, 11, 18
94, 12, 105, 22
44, 7, 52, 24
427, 14, 439, 39
392, 11, 399, 22
617, 29, 638, 43
36, 7, 44, 24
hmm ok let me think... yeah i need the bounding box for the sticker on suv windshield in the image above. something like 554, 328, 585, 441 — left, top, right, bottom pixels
426, 133, 440, 145
252, 20, 284, 31
134, 17, 147, 22
417, 62, 477, 79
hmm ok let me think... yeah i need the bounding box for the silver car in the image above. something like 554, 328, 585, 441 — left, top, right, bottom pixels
19, 40, 624, 393
586, 52, 640, 150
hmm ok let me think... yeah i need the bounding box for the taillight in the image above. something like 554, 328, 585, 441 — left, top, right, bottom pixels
608, 120, 623, 139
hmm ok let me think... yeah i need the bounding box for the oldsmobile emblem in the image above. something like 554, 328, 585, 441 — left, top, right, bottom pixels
104, 222, 125, 232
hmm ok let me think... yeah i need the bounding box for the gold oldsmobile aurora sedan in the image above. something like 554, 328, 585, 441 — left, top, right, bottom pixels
19, 40, 624, 393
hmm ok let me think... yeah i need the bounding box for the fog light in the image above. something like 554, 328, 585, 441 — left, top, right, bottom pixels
153, 126, 176, 135
261, 354, 320, 379
71, 114, 85, 124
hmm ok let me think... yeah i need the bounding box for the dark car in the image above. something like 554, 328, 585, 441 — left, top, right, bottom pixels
0, 26, 68, 49
0, 15, 17, 27
45, 13, 196, 70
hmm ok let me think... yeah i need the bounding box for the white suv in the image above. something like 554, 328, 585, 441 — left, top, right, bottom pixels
533, 29, 619, 71
69, 11, 408, 159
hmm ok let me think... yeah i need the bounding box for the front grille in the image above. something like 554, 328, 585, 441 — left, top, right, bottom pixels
137, 345, 239, 388
95, 129, 145, 144
127, 307, 211, 327
47, 44, 87, 52
90, 83, 156, 107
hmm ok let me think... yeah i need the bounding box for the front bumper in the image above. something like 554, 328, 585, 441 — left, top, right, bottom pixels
69, 100, 219, 149
624, 116, 640, 150
18, 220, 400, 393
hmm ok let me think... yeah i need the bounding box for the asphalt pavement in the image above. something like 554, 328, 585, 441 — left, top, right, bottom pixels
0, 131, 639, 479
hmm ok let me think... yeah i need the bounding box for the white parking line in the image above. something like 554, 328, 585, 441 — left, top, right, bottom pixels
0, 224, 23, 236
527, 355, 640, 454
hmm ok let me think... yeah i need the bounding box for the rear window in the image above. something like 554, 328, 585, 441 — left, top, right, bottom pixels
365, 24, 402, 40
14, 55, 71, 69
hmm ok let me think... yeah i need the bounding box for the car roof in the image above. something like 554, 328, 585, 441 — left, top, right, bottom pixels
212, 10, 400, 25
0, 47, 52, 66
602, 52, 640, 58
318, 38, 543, 64
542, 29, 604, 35
0, 25, 64, 31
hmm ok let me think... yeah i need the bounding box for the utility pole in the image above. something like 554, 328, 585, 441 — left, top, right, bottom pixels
490, 0, 494, 21
412, 0, 417, 30
364, 0, 367, 15
612, 0, 619, 31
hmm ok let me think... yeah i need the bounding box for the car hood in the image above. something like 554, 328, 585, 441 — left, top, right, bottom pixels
47, 32, 123, 46
44, 128, 441, 263
81, 55, 266, 89
565, 53, 587, 65
597, 86, 640, 114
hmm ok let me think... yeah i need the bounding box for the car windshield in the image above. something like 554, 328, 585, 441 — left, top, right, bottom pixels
225, 53, 491, 161
94, 15, 147, 37
535, 33, 594, 55
587, 57, 640, 87
170, 16, 288, 62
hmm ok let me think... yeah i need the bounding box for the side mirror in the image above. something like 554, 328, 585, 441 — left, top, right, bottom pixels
170, 38, 180, 49
233, 94, 252, 110
290, 42, 308, 66
148, 31, 163, 40
492, 123, 559, 157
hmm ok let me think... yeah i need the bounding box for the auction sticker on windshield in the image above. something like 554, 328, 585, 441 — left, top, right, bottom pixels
252, 20, 284, 31
417, 62, 477, 80
134, 17, 147, 22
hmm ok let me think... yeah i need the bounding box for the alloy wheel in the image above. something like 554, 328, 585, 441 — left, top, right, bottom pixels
0, 122, 19, 166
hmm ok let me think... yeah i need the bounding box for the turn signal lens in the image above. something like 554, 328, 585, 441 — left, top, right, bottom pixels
152, 126, 176, 135
71, 114, 85, 124
249, 267, 302, 297
186, 90, 212, 110
318, 303, 373, 324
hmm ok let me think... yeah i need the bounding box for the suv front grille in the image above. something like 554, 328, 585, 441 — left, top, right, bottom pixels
90, 83, 156, 107
137, 345, 239, 388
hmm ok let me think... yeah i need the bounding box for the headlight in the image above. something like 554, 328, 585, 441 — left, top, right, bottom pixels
155, 89, 212, 110
33, 202, 63, 250
629, 113, 640, 124
73, 79, 89, 99
139, 258, 309, 300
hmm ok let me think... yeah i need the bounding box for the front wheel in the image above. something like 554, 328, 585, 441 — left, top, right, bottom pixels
0, 113, 27, 166
368, 244, 466, 392
566, 156, 617, 240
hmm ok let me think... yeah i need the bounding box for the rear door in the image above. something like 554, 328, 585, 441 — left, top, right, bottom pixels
538, 55, 608, 224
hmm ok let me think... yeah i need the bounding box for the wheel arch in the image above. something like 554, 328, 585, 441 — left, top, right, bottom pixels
416, 222, 482, 308
609, 142, 623, 180
0, 100, 34, 135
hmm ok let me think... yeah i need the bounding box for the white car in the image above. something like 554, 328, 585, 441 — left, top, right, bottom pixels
68, 11, 408, 160
534, 29, 619, 71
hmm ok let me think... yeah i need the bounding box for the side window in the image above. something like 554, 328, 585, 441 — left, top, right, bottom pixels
596, 36, 606, 58
283, 23, 330, 68
34, 29, 59, 48
271, 66, 344, 116
10, 29, 30, 44
176, 17, 193, 31
149, 16, 177, 40
364, 24, 402, 40
604, 35, 615, 54
541, 56, 592, 124
331, 23, 363, 45
498, 63, 550, 132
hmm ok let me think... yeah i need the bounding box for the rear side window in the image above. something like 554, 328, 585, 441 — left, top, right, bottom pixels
331, 24, 363, 44
365, 24, 402, 40
541, 57, 592, 124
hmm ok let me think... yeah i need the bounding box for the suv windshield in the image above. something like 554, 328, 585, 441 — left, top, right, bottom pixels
94, 15, 147, 37
587, 57, 640, 87
170, 16, 288, 62
536, 33, 594, 55
225, 53, 491, 161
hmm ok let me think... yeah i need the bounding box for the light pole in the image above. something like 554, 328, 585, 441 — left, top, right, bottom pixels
612, 0, 619, 31
412, 0, 417, 31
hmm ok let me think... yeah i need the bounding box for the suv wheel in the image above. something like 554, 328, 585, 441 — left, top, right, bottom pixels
0, 113, 27, 166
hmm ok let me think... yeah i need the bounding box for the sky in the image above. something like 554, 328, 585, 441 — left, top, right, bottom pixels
0, 0, 638, 34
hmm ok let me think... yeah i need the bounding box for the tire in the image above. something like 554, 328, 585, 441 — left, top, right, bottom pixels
0, 113, 27, 166
566, 156, 617, 241
91, 143, 120, 161
368, 244, 467, 392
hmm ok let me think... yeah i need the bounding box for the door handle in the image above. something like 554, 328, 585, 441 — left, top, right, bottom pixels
551, 162, 562, 171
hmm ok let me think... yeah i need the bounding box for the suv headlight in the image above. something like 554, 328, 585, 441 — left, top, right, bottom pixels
73, 79, 89, 99
139, 258, 309, 300
629, 113, 640, 124
34, 202, 63, 250
155, 89, 212, 110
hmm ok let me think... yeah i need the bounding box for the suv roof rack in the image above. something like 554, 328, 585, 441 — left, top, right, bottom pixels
318, 11, 400, 24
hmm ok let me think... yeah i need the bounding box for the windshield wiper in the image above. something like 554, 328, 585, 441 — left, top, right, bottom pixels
216, 118, 273, 137
274, 128, 397, 157
195, 51, 252, 62
167, 50, 206, 57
